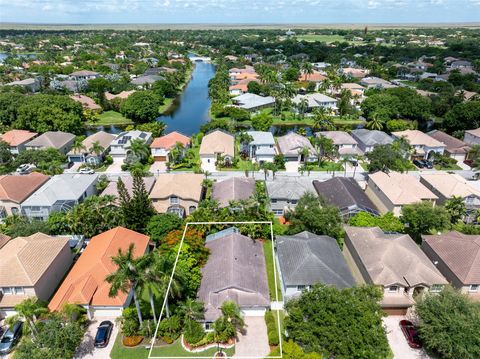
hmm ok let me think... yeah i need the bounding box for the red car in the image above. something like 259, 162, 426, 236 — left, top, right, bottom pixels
399, 320, 422, 349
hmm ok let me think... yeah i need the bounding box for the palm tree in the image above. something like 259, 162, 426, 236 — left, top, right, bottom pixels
71, 138, 87, 154
219, 300, 244, 333
126, 139, 150, 164
351, 154, 361, 178
13, 297, 48, 340
178, 298, 204, 333
106, 244, 145, 324
301, 62, 314, 82
298, 146, 310, 163
312, 107, 335, 131
365, 112, 384, 130
89, 140, 105, 157
297, 98, 309, 118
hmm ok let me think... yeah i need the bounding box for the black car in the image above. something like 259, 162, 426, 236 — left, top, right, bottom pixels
0, 321, 23, 354
413, 159, 425, 168
423, 160, 434, 169
94, 321, 113, 348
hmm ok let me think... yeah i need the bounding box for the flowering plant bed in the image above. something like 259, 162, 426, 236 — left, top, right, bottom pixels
122, 335, 144, 347
182, 335, 235, 352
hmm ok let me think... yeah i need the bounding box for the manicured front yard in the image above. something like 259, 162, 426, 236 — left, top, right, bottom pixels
264, 240, 283, 301
91, 110, 133, 125
111, 335, 235, 359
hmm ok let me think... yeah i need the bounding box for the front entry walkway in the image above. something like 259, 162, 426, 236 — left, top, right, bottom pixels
233, 316, 270, 358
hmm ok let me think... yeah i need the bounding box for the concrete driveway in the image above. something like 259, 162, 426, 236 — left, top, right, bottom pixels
74, 318, 118, 359
284, 161, 299, 173
233, 316, 270, 358
383, 316, 430, 359
150, 161, 167, 175
106, 158, 124, 173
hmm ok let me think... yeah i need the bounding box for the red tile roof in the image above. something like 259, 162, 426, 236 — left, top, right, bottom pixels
150, 131, 191, 150
0, 130, 37, 146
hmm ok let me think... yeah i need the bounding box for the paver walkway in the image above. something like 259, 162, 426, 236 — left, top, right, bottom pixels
233, 316, 270, 358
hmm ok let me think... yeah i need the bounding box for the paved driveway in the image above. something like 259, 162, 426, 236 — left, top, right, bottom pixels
284, 161, 299, 173
150, 161, 167, 175
383, 316, 430, 359
74, 318, 118, 359
233, 316, 270, 358
106, 158, 124, 173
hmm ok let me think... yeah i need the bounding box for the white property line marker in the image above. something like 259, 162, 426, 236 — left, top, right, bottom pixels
148, 221, 283, 359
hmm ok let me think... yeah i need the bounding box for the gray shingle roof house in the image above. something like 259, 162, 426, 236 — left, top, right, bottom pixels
67, 131, 117, 165
350, 129, 393, 154
25, 131, 75, 154
231, 93, 275, 111
245, 131, 277, 163
343, 226, 448, 315
421, 232, 480, 300
197, 228, 270, 322
276, 132, 317, 162
21, 174, 98, 221
427, 130, 471, 162
266, 177, 315, 217
276, 231, 355, 300
313, 178, 379, 219
211, 177, 256, 208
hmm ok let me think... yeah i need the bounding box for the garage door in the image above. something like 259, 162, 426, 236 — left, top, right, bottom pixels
383, 307, 408, 316
91, 307, 123, 318
154, 156, 167, 162
241, 308, 266, 317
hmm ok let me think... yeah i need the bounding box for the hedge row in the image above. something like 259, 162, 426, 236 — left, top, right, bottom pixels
265, 311, 279, 346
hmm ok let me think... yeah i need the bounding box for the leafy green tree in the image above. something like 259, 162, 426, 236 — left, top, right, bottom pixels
400, 202, 451, 241
13, 297, 48, 340
445, 196, 467, 224
213, 300, 245, 343
285, 284, 390, 358
416, 287, 480, 359
13, 148, 67, 175
349, 211, 404, 233
366, 143, 411, 173
106, 243, 145, 324
121, 90, 163, 123
146, 213, 184, 243
287, 192, 344, 243
0, 139, 13, 167
443, 101, 480, 132
310, 135, 335, 166
3, 215, 50, 238
251, 111, 273, 131
126, 121, 166, 137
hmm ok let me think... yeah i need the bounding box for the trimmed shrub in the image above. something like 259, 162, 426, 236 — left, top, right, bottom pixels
183, 319, 205, 345
268, 329, 279, 346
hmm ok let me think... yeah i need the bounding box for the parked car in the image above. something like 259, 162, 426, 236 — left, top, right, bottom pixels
94, 321, 113, 348
423, 160, 433, 169
79, 167, 95, 174
0, 321, 23, 354
399, 319, 422, 349
413, 159, 425, 168
16, 163, 36, 174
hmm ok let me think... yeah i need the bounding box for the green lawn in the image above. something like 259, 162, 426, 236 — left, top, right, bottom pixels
91, 111, 133, 125
308, 162, 343, 172
264, 240, 283, 301
434, 163, 462, 170
159, 98, 174, 114
296, 34, 347, 43
111, 335, 235, 359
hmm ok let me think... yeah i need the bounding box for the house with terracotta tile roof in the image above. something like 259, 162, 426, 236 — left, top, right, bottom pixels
344, 226, 447, 315
104, 90, 136, 101
298, 71, 326, 83
0, 173, 49, 220
392, 130, 446, 160
365, 171, 438, 216
149, 173, 204, 217
48, 227, 150, 319
150, 131, 191, 162
69, 94, 101, 111
0, 130, 38, 155
422, 231, 480, 300
0, 233, 72, 318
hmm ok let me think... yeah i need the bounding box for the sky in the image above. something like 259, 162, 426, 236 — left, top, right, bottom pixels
0, 0, 480, 24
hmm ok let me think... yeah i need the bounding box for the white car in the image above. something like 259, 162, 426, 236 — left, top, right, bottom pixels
79, 167, 95, 174
16, 163, 36, 174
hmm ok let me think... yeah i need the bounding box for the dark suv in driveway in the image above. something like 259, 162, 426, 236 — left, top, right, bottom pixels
0, 321, 23, 354
94, 321, 113, 348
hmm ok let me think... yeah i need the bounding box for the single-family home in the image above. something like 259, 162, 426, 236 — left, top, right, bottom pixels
109, 130, 153, 161
276, 231, 355, 300
150, 131, 191, 162
211, 177, 256, 208
266, 177, 315, 217
0, 173, 49, 220
350, 129, 393, 154
24, 131, 76, 154
0, 233, 72, 318
313, 178, 378, 219
245, 131, 276, 163
48, 227, 150, 319
5, 78, 41, 92
420, 173, 480, 220
231, 93, 275, 112
392, 130, 446, 160
298, 71, 326, 84
0, 130, 38, 155
67, 131, 116, 165
340, 83, 366, 97
101, 176, 156, 205
130, 74, 164, 87
69, 94, 101, 111
464, 128, 480, 146
149, 173, 204, 217
104, 90, 136, 101
276, 132, 317, 163
341, 67, 369, 79
199, 130, 235, 172
427, 130, 471, 162
69, 70, 100, 81
343, 226, 448, 315
21, 173, 98, 220
421, 232, 480, 300
315, 131, 361, 157
292, 93, 337, 112
365, 171, 437, 216
198, 227, 270, 327
360, 76, 396, 89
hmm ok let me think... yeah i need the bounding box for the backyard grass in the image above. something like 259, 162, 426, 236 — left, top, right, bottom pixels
159, 98, 174, 114
91, 110, 133, 125
111, 335, 236, 359
264, 240, 283, 301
